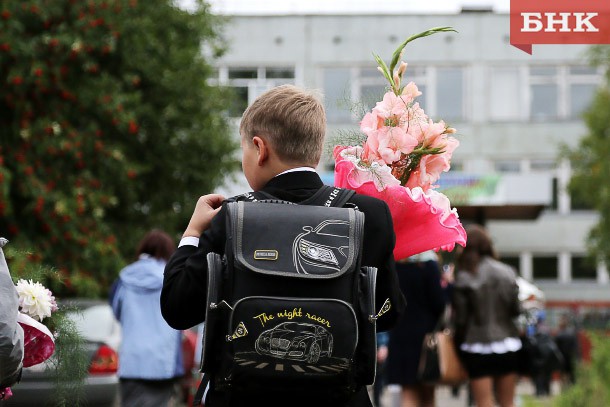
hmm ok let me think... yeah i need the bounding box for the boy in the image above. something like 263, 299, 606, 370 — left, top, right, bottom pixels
161, 85, 406, 406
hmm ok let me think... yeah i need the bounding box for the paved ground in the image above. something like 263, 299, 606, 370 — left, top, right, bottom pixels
377, 379, 562, 407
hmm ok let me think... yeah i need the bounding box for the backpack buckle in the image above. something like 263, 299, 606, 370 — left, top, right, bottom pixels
369, 298, 391, 322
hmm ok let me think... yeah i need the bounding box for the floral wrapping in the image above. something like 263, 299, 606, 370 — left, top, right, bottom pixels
333, 27, 467, 260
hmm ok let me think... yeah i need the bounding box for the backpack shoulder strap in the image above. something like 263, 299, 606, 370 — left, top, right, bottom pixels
238, 186, 356, 208
300, 185, 356, 208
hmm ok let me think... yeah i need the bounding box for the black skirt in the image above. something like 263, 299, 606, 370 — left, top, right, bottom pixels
459, 350, 522, 379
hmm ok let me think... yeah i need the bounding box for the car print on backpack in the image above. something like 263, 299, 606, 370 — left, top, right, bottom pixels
255, 322, 333, 364
292, 220, 350, 275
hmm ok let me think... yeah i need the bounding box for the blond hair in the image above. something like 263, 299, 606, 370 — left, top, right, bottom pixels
239, 85, 326, 166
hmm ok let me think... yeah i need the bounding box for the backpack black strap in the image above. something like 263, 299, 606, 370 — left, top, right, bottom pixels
248, 185, 356, 208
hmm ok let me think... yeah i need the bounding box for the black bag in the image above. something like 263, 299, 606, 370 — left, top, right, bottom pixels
198, 186, 389, 398
417, 309, 468, 385
519, 332, 565, 376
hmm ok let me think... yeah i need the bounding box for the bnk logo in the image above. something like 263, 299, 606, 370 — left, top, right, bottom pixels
510, 0, 610, 54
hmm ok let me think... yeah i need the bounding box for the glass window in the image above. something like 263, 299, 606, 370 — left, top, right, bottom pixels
494, 160, 521, 173
490, 67, 521, 120
265, 68, 295, 79
533, 256, 557, 279
530, 84, 558, 120
549, 177, 558, 210
570, 84, 597, 118
436, 67, 463, 120
449, 160, 463, 171
572, 256, 596, 280
569, 66, 597, 75
531, 67, 557, 76
361, 68, 381, 78
500, 256, 520, 274
324, 68, 352, 123
228, 86, 249, 117
530, 159, 556, 171
360, 84, 386, 112
415, 84, 427, 112
228, 68, 257, 79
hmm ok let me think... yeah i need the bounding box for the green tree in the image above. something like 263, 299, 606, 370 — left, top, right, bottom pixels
566, 45, 610, 266
0, 0, 238, 296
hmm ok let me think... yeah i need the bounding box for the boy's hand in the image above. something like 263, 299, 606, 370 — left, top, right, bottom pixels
182, 194, 225, 238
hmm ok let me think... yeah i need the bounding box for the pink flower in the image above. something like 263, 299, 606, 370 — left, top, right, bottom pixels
360, 111, 384, 134
335, 147, 400, 191
401, 81, 422, 101
376, 126, 418, 164
373, 92, 409, 120
406, 136, 459, 191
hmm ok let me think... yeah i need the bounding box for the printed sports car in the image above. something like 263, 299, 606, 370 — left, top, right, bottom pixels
255, 322, 333, 364
292, 220, 350, 275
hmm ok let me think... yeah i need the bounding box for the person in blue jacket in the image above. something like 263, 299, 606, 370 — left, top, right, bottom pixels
110, 229, 184, 407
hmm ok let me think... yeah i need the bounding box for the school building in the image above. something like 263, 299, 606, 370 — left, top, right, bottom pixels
206, 0, 610, 324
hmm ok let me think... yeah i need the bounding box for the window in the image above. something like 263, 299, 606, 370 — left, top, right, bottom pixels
436, 67, 464, 121
489, 67, 522, 120
572, 256, 596, 280
533, 256, 557, 279
529, 67, 559, 121
323, 68, 352, 123
530, 159, 556, 172
210, 66, 296, 117
500, 256, 520, 274
489, 65, 601, 122
569, 83, 597, 118
494, 160, 521, 173
322, 65, 466, 124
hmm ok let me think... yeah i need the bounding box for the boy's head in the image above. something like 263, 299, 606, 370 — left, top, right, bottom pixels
239, 85, 326, 190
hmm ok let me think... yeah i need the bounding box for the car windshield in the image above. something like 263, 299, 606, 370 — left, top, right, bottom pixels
317, 222, 348, 237
278, 323, 316, 334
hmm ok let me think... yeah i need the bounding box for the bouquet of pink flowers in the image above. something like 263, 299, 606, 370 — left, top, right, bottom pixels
334, 27, 467, 260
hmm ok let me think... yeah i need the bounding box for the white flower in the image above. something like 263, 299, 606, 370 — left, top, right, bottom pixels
15, 279, 58, 322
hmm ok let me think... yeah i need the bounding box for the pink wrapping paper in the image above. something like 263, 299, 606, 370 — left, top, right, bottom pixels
334, 157, 467, 260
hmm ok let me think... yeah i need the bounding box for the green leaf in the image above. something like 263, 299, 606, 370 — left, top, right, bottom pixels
389, 27, 458, 73
373, 53, 394, 88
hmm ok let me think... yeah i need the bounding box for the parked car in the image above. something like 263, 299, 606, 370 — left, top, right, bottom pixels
5, 299, 121, 407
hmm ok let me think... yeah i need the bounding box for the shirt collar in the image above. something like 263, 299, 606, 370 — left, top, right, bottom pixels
275, 167, 317, 177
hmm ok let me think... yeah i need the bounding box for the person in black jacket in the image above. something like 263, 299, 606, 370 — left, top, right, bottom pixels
161, 85, 406, 407
386, 251, 446, 407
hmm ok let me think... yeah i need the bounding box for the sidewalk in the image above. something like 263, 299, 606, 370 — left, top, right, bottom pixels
378, 379, 562, 407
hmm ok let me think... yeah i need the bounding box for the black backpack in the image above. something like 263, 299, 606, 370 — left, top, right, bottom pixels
196, 186, 390, 402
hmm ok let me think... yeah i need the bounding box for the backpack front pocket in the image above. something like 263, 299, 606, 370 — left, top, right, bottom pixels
222, 296, 358, 387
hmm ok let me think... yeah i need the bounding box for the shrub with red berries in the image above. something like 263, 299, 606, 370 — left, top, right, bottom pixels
0, 0, 237, 297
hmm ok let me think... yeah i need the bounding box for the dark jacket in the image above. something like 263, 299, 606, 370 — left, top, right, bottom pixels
453, 257, 521, 345
161, 171, 406, 406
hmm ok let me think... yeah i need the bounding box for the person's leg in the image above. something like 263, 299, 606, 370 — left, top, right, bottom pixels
418, 383, 436, 407
401, 385, 421, 407
469, 376, 494, 407
494, 373, 517, 407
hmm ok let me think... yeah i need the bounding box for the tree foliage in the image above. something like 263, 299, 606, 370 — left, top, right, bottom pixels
0, 0, 237, 296
566, 45, 610, 266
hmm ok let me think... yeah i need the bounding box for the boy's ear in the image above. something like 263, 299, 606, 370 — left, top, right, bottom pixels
252, 136, 268, 166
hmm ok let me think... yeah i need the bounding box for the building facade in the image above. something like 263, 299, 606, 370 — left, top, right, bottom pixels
208, 6, 609, 308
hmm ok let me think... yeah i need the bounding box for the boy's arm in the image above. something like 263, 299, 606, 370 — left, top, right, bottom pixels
161, 194, 225, 330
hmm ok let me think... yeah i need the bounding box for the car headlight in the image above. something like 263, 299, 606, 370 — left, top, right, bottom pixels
299, 240, 338, 265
